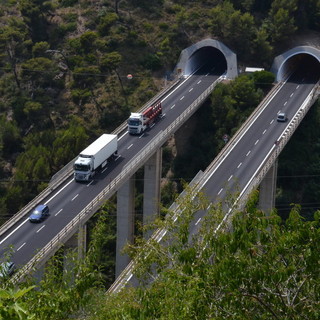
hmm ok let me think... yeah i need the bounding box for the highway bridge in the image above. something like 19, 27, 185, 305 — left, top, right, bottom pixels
0, 40, 319, 284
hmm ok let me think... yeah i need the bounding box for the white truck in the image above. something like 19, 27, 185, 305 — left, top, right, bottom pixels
74, 134, 118, 182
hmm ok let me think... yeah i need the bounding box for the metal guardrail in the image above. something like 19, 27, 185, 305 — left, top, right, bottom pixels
12, 77, 221, 282
0, 78, 181, 239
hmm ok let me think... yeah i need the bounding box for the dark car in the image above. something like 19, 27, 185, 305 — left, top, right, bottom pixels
0, 261, 15, 278
277, 112, 287, 122
29, 204, 49, 222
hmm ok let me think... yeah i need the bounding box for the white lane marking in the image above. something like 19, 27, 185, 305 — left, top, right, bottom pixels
246, 150, 251, 156
284, 101, 287, 106
228, 175, 233, 181
72, 194, 79, 201
277, 110, 281, 114
150, 123, 155, 128
270, 119, 274, 124
206, 73, 209, 76
87, 180, 93, 186
296, 85, 300, 89
255, 139, 259, 145
189, 88, 193, 92
115, 155, 120, 161
195, 218, 201, 225
263, 129, 267, 135
118, 130, 127, 140
17, 243, 26, 251
0, 218, 29, 245
37, 225, 45, 233
218, 188, 223, 195
237, 162, 242, 168
290, 92, 294, 97
162, 113, 166, 117
45, 179, 73, 204
127, 144, 133, 149
139, 133, 145, 138
101, 167, 108, 173
197, 80, 201, 84
55, 209, 63, 216
180, 96, 184, 100
171, 104, 175, 109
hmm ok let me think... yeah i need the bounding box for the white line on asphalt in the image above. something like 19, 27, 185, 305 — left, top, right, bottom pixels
101, 167, 108, 173
290, 92, 294, 97
17, 243, 26, 251
171, 104, 175, 109
127, 144, 133, 149
237, 162, 242, 168
218, 188, 223, 195
263, 129, 267, 135
228, 175, 233, 181
206, 73, 209, 76
189, 88, 193, 92
45, 179, 73, 205
255, 139, 259, 145
55, 209, 63, 216
270, 119, 274, 124
296, 85, 300, 89
197, 80, 201, 84
0, 218, 29, 245
195, 218, 201, 225
246, 150, 251, 156
72, 194, 79, 201
87, 180, 94, 186
37, 225, 45, 233
284, 101, 287, 106
180, 96, 184, 100
139, 133, 145, 138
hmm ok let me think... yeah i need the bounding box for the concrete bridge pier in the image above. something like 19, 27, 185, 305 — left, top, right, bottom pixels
259, 161, 278, 214
143, 149, 162, 238
116, 174, 135, 278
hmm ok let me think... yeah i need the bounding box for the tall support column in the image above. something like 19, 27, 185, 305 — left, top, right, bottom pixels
259, 160, 278, 214
62, 224, 87, 283
143, 149, 162, 238
116, 175, 135, 278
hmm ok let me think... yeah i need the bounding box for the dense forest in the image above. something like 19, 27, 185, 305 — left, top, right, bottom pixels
0, 0, 320, 318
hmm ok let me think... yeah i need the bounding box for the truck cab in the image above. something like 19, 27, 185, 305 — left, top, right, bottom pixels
127, 113, 145, 134
74, 156, 94, 181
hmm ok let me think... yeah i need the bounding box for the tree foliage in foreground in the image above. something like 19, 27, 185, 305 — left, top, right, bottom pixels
86, 189, 320, 320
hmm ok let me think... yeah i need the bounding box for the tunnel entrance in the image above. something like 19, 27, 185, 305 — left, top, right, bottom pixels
174, 39, 237, 79
271, 46, 320, 82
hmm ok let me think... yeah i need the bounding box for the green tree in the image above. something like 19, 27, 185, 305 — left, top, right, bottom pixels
0, 286, 35, 320
268, 0, 298, 43
86, 189, 320, 319
0, 17, 30, 88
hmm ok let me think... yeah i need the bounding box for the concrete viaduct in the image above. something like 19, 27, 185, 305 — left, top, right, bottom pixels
6, 39, 320, 283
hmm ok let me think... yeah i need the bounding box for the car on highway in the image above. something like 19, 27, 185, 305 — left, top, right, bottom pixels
29, 204, 49, 222
0, 261, 15, 278
277, 112, 287, 122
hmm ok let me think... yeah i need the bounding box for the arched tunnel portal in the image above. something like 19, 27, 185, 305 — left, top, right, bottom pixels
174, 39, 237, 79
271, 46, 320, 82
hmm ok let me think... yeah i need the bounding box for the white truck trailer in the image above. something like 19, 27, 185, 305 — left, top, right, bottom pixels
74, 134, 118, 182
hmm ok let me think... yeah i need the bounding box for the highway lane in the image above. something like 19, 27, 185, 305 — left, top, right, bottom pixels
0, 61, 225, 268
190, 61, 320, 235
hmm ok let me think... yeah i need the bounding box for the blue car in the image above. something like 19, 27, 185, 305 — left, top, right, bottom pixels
29, 204, 49, 222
